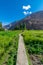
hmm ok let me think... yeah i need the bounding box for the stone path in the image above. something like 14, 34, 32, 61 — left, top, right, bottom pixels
16, 34, 29, 65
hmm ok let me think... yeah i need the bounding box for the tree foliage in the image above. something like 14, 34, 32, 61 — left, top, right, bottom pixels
0, 22, 4, 31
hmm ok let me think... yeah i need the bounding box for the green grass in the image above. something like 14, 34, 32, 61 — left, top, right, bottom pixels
0, 30, 43, 65
22, 30, 43, 64
0, 31, 21, 65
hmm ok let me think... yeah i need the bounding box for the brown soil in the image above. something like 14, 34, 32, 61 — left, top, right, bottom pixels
30, 54, 43, 65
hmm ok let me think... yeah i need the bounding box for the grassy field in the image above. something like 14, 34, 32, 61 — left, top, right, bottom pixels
22, 30, 43, 65
0, 31, 21, 65
0, 30, 43, 65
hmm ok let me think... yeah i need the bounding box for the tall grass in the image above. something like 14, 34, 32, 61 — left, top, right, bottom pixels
0, 31, 21, 65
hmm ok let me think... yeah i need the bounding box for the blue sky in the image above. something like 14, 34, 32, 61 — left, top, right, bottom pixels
0, 0, 43, 25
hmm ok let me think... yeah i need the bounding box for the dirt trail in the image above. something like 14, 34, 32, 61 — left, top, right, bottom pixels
16, 34, 29, 65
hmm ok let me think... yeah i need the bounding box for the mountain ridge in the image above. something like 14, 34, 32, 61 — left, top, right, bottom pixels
4, 11, 43, 30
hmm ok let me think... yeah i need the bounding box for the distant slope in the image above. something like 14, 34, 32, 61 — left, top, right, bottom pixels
4, 11, 43, 30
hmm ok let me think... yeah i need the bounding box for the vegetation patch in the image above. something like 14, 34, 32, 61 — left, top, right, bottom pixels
0, 31, 21, 65
22, 30, 43, 65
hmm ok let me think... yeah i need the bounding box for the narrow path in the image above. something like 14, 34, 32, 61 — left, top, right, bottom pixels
16, 34, 29, 65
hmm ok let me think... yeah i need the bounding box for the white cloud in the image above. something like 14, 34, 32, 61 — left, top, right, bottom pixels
23, 11, 29, 15
23, 11, 32, 15
23, 5, 31, 10
29, 11, 32, 14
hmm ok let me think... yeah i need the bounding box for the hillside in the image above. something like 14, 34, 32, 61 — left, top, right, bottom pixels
4, 11, 43, 30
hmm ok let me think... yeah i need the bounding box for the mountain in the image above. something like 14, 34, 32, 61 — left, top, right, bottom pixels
4, 11, 43, 30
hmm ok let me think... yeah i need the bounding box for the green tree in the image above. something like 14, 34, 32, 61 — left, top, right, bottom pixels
0, 22, 4, 31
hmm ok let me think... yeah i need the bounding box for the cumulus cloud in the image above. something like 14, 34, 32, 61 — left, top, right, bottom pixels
29, 11, 32, 14
23, 11, 32, 15
23, 11, 29, 15
22, 5, 32, 15
23, 5, 31, 10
